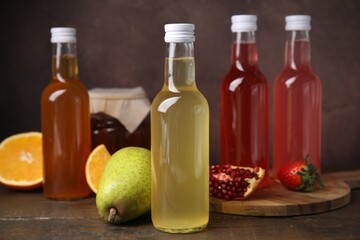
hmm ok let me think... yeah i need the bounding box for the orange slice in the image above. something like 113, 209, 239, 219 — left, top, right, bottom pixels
85, 144, 111, 193
0, 132, 43, 190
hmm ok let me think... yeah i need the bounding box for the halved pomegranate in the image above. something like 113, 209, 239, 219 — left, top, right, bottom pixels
209, 165, 265, 200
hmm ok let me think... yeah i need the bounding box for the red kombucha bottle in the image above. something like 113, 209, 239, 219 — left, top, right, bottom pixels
220, 15, 269, 187
273, 15, 322, 179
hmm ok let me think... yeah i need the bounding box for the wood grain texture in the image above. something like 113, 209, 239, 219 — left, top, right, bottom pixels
0, 171, 360, 239
325, 169, 360, 189
210, 171, 359, 216
1, 185, 360, 239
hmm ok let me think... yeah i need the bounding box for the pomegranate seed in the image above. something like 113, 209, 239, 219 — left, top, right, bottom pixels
209, 164, 263, 200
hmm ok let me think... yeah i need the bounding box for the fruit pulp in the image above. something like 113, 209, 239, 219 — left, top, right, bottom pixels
273, 39, 322, 179
220, 42, 269, 187
151, 57, 209, 233
41, 54, 91, 199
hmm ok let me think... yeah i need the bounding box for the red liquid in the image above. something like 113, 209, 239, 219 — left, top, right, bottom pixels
273, 39, 322, 179
220, 42, 269, 187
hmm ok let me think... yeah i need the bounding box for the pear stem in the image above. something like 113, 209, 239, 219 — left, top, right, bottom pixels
108, 207, 118, 223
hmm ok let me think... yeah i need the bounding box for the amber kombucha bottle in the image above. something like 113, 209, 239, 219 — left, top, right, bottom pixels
41, 28, 91, 200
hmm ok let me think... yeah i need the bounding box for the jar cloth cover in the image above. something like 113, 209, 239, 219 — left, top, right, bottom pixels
88, 87, 151, 133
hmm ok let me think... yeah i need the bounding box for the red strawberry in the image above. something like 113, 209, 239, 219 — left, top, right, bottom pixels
277, 155, 324, 192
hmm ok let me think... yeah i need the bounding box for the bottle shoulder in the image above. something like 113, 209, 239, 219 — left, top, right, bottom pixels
274, 67, 321, 85
152, 89, 209, 110
153, 88, 207, 100
222, 66, 268, 87
42, 79, 89, 101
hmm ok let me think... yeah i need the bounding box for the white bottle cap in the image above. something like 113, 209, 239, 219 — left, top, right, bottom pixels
164, 23, 195, 43
51, 27, 77, 43
231, 15, 257, 32
285, 15, 311, 31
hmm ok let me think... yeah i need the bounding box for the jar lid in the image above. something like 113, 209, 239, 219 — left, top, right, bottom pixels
51, 27, 77, 43
231, 15, 257, 32
164, 23, 195, 43
285, 15, 311, 31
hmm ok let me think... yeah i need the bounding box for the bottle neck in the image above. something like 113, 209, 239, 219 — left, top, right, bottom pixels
164, 42, 196, 92
284, 30, 311, 69
231, 31, 258, 70
52, 42, 79, 82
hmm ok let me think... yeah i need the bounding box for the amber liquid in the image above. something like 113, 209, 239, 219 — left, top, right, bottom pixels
220, 42, 269, 187
273, 38, 322, 178
41, 53, 91, 199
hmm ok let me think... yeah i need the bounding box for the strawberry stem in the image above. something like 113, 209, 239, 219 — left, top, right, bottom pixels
296, 155, 325, 192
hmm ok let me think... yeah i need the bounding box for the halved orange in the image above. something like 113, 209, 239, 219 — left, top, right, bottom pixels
85, 144, 111, 193
0, 132, 43, 190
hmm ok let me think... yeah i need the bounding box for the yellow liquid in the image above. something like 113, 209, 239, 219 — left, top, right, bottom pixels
151, 57, 209, 233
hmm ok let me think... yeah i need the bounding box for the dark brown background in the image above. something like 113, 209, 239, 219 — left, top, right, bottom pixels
1, 0, 359, 172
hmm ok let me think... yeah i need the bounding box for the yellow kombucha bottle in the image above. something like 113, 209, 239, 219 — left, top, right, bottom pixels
151, 23, 209, 233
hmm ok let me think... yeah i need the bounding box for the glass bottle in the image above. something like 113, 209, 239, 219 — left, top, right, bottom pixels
220, 15, 269, 187
151, 23, 209, 233
41, 27, 91, 200
273, 15, 322, 179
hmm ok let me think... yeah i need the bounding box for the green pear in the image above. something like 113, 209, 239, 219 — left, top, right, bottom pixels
96, 146, 151, 223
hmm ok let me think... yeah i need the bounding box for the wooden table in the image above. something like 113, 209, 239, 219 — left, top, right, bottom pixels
0, 185, 359, 239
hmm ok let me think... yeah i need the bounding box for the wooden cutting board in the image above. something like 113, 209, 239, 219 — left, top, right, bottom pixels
210, 169, 360, 216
